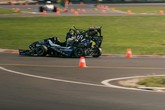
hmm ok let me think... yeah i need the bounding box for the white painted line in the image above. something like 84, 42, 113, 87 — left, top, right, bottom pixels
101, 75, 165, 92
0, 66, 107, 88
2, 66, 165, 92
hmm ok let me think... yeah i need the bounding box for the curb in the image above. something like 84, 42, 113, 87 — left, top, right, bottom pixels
1, 48, 165, 58
0, 48, 19, 54
118, 76, 165, 92
102, 54, 165, 58
138, 86, 165, 92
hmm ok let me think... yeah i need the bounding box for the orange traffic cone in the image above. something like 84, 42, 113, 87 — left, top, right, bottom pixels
80, 2, 84, 5
70, 8, 75, 13
16, 8, 20, 12
127, 10, 132, 14
10, 0, 14, 6
36, 3, 39, 6
159, 10, 164, 15
105, 6, 109, 10
81, 9, 86, 13
97, 5, 101, 9
56, 11, 60, 16
19, 2, 23, 6
79, 56, 87, 68
25, 2, 28, 6
63, 8, 67, 12
43, 10, 47, 14
74, 11, 79, 16
126, 48, 132, 58
102, 9, 106, 14
101, 5, 105, 9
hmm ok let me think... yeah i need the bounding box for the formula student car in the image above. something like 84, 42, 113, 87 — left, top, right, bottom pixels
39, 1, 57, 12
19, 26, 103, 58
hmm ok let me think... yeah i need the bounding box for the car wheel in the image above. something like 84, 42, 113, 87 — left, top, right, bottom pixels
92, 48, 102, 57
39, 6, 43, 12
74, 48, 84, 58
52, 6, 57, 12
36, 45, 47, 56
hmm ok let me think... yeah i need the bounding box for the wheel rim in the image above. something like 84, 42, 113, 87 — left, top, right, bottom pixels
92, 48, 101, 57
75, 48, 84, 57
37, 46, 47, 56
38, 48, 44, 55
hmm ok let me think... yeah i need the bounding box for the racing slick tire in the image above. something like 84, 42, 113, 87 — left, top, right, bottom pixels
36, 45, 48, 56
39, 6, 44, 12
92, 48, 102, 57
52, 6, 57, 12
74, 48, 84, 58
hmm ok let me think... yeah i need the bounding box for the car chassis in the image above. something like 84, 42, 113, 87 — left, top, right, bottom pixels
19, 26, 103, 58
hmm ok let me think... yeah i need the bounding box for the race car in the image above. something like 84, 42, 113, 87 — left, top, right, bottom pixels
39, 1, 57, 12
19, 26, 103, 58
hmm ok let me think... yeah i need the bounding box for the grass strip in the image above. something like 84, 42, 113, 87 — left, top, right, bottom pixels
1, 16, 165, 54
115, 7, 165, 14
138, 77, 165, 87
0, 7, 20, 14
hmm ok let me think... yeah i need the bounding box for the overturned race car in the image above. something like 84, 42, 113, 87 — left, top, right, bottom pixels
19, 26, 103, 58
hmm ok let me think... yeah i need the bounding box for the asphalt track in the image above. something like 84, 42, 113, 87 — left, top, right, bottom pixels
1, 3, 165, 110
0, 4, 127, 16
1, 52, 165, 110
1, 3, 165, 17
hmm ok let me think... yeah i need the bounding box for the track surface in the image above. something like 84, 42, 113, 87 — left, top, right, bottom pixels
1, 3, 165, 17
0, 4, 127, 16
1, 52, 165, 110
1, 3, 165, 110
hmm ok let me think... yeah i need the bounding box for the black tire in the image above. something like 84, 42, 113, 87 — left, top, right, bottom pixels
52, 6, 57, 12
74, 48, 84, 58
39, 6, 43, 12
92, 48, 102, 57
36, 45, 47, 56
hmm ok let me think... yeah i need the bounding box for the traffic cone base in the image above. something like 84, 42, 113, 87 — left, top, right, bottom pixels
36, 3, 39, 6
25, 2, 28, 6
126, 48, 132, 58
102, 10, 106, 14
70, 8, 75, 13
81, 9, 86, 13
74, 11, 79, 16
56, 11, 60, 16
79, 56, 87, 68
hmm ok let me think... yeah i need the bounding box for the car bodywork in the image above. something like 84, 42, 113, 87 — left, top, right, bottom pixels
19, 26, 103, 58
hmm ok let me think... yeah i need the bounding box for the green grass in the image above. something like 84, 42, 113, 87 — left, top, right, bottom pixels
0, 7, 21, 14
115, 7, 165, 14
138, 77, 165, 87
1, 16, 165, 54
